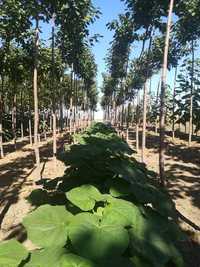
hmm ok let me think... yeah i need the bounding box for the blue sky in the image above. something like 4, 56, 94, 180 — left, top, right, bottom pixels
89, 0, 125, 88
89, 0, 125, 118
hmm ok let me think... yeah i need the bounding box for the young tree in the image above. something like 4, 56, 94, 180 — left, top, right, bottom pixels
159, 0, 174, 186
175, 58, 200, 136
172, 67, 178, 140
33, 17, 40, 166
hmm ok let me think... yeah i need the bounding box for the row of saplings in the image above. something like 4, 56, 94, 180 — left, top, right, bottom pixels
0, 123, 187, 267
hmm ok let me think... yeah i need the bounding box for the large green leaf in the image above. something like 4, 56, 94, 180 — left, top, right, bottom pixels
25, 247, 96, 267
108, 178, 131, 197
25, 247, 65, 267
0, 240, 28, 267
130, 183, 176, 218
68, 213, 129, 261
23, 205, 73, 248
129, 211, 183, 267
109, 158, 146, 183
102, 198, 142, 227
66, 185, 104, 211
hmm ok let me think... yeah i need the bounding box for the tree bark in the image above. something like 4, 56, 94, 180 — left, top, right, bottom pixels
29, 118, 32, 146
142, 81, 148, 163
49, 115, 52, 132
172, 67, 178, 140
33, 17, 40, 166
51, 14, 57, 164
70, 67, 74, 134
28, 93, 32, 146
141, 29, 153, 163
20, 90, 24, 139
0, 76, 4, 158
136, 92, 140, 153
159, 0, 174, 186
12, 93, 17, 150
155, 80, 160, 133
59, 77, 64, 132
188, 39, 194, 147
70, 97, 73, 134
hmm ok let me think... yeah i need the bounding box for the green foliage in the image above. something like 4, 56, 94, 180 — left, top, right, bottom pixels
129, 207, 184, 267
66, 185, 104, 211
0, 0, 99, 149
68, 212, 129, 262
0, 123, 185, 267
175, 58, 200, 130
23, 205, 73, 248
0, 240, 28, 267
25, 248, 95, 267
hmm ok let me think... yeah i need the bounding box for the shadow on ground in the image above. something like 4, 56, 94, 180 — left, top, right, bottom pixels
0, 133, 70, 228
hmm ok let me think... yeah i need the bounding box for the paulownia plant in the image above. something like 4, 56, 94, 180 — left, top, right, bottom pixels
0, 123, 186, 267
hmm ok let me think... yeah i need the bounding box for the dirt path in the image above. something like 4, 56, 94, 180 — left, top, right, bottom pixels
0, 134, 67, 246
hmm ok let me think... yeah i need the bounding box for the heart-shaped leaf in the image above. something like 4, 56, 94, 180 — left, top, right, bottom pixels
66, 185, 104, 211
102, 198, 142, 227
23, 205, 73, 248
68, 213, 129, 261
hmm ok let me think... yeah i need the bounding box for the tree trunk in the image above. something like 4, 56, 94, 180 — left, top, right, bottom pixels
0, 77, 4, 158
20, 90, 24, 140
155, 80, 160, 133
29, 117, 32, 146
121, 104, 124, 130
33, 18, 40, 166
59, 77, 64, 132
60, 99, 64, 132
75, 75, 78, 130
172, 67, 177, 140
43, 112, 47, 140
51, 14, 57, 164
141, 29, 153, 163
159, 0, 174, 186
70, 67, 74, 134
188, 39, 194, 147
136, 92, 140, 152
28, 94, 32, 146
50, 115, 52, 132
70, 97, 73, 134
142, 81, 148, 163
12, 93, 17, 150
